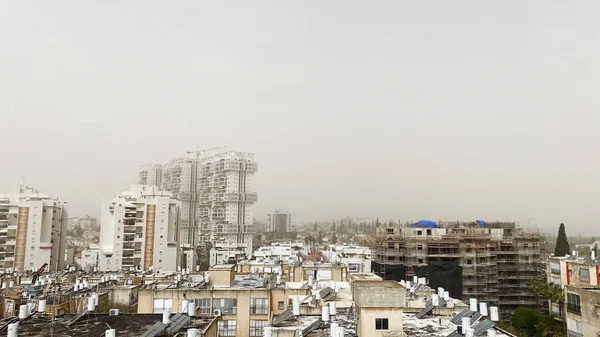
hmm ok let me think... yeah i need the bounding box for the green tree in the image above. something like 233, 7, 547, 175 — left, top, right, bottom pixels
511, 307, 539, 337
317, 231, 323, 244
331, 222, 336, 232
332, 232, 337, 244
313, 222, 318, 231
554, 223, 570, 256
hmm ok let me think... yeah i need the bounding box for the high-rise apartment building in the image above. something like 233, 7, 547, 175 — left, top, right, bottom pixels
98, 185, 180, 272
139, 164, 163, 187
0, 185, 68, 273
267, 209, 292, 232
198, 152, 258, 256
138, 151, 258, 255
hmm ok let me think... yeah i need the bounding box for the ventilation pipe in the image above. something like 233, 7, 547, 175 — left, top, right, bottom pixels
479, 302, 488, 316
105, 329, 116, 337
461, 317, 470, 334
329, 301, 337, 315
469, 298, 478, 312
321, 306, 330, 322
490, 306, 499, 322
38, 299, 46, 313
7, 323, 18, 337
292, 297, 301, 316
187, 328, 198, 337
162, 310, 171, 324
182, 300, 189, 314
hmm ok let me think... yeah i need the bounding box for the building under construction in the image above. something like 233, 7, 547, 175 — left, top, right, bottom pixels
372, 220, 542, 320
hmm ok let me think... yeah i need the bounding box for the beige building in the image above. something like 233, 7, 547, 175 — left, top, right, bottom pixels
137, 264, 312, 337
354, 280, 405, 337
564, 285, 600, 337
547, 253, 600, 315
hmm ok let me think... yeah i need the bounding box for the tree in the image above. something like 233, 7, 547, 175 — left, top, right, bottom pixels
331, 222, 336, 232
511, 307, 539, 337
554, 223, 570, 256
317, 231, 323, 245
313, 222, 318, 231
332, 232, 337, 244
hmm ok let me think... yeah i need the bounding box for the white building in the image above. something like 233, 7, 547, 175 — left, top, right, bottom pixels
210, 241, 249, 266
78, 244, 99, 271
323, 244, 372, 273
252, 242, 308, 262
267, 209, 292, 233
0, 185, 69, 273
199, 151, 258, 256
98, 185, 180, 272
139, 164, 162, 187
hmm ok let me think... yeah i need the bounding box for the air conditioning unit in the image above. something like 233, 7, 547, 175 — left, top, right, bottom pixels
109, 309, 120, 316
213, 309, 222, 316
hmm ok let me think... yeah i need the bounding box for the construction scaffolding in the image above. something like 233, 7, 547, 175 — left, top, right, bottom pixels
372, 221, 542, 320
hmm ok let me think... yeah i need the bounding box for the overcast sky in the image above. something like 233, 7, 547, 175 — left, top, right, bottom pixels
1, 1, 598, 235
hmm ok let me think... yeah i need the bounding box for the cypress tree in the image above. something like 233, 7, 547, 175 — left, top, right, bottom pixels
554, 223, 570, 256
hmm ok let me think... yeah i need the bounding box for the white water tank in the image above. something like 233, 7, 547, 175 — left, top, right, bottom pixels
406, 280, 411, 289
466, 327, 474, 337
41, 279, 45, 286
437, 287, 444, 298
330, 323, 338, 337
443, 291, 450, 301
9, 281, 14, 288
38, 299, 46, 313
479, 302, 488, 316
163, 310, 171, 324
87, 297, 96, 311
188, 302, 196, 317
7, 323, 18, 337
487, 328, 497, 337
204, 272, 210, 283
329, 301, 337, 315
335, 326, 345, 337
19, 305, 28, 319
105, 329, 116, 337
196, 265, 200, 272
2, 282, 7, 289
182, 300, 189, 313
308, 275, 314, 286
321, 306, 330, 322
187, 328, 198, 337
490, 306, 499, 322
461, 317, 470, 334
292, 297, 301, 316
92, 293, 99, 306
469, 298, 478, 312
413, 276, 418, 284
263, 326, 272, 337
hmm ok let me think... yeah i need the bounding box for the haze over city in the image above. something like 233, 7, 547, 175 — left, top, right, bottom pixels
1, 1, 598, 235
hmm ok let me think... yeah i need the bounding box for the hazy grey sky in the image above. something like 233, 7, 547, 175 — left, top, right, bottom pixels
1, 1, 598, 235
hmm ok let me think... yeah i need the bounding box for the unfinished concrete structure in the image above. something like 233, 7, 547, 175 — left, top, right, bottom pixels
372, 221, 542, 320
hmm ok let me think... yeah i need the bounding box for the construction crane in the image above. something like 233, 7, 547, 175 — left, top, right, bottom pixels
186, 146, 228, 161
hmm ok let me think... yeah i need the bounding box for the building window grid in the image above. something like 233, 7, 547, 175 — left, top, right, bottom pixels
376, 318, 389, 330
578, 268, 590, 283
217, 320, 236, 337
191, 298, 211, 314
249, 320, 267, 337
250, 298, 269, 314
213, 298, 237, 315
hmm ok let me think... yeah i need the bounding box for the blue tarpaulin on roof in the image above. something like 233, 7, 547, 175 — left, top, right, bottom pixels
412, 220, 438, 228
476, 220, 487, 228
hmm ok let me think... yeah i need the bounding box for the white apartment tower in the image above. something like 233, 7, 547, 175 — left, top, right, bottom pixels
0, 185, 68, 273
199, 152, 257, 253
139, 164, 163, 187
267, 209, 292, 232
98, 185, 180, 272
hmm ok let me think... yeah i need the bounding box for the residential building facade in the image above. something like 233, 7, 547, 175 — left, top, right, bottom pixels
267, 210, 292, 233
0, 185, 68, 273
98, 185, 180, 272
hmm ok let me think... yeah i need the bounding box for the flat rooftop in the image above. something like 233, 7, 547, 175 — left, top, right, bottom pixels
12, 314, 161, 336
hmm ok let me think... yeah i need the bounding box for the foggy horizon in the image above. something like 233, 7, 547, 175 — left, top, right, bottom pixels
1, 1, 598, 236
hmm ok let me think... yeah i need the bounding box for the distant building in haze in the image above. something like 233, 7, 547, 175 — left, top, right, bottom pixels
267, 209, 292, 233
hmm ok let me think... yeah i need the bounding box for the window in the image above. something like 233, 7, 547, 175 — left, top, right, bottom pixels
249, 320, 267, 336
550, 262, 561, 275
217, 320, 236, 337
375, 318, 389, 330
426, 229, 432, 235
153, 299, 173, 313
417, 230, 422, 235
278, 301, 285, 310
386, 228, 394, 234
578, 268, 590, 283
213, 298, 237, 314
566, 318, 583, 337
250, 298, 269, 314
567, 293, 581, 314
191, 298, 211, 314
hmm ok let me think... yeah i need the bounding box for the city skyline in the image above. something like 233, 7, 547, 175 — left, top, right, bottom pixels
1, 1, 599, 235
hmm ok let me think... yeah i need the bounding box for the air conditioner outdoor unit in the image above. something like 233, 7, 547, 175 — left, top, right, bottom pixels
109, 309, 120, 316
213, 309, 222, 316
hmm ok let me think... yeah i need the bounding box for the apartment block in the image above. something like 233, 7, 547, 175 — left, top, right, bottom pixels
267, 210, 292, 233
139, 163, 163, 187
372, 220, 542, 320
198, 152, 258, 255
0, 186, 68, 273
98, 185, 180, 272
564, 285, 600, 337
